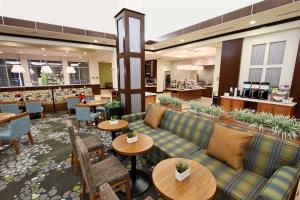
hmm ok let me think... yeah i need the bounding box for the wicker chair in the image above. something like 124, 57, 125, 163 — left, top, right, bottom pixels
66, 120, 106, 176
99, 183, 153, 200
76, 138, 131, 200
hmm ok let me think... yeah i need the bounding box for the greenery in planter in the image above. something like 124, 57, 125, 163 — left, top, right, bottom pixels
175, 161, 189, 173
110, 115, 118, 120
127, 131, 137, 138
170, 98, 183, 108
231, 110, 300, 139
105, 101, 121, 109
158, 95, 172, 105
189, 101, 223, 117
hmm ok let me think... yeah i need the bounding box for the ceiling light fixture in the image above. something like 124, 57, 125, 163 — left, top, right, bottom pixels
180, 39, 185, 42
41, 48, 45, 51
94, 40, 98, 43
20, 51, 24, 54
250, 20, 256, 25
41, 65, 53, 74
0, 51, 3, 54
11, 61, 25, 86
66, 66, 76, 74
79, 56, 82, 59
151, 47, 154, 50
65, 50, 69, 53
83, 52, 87, 55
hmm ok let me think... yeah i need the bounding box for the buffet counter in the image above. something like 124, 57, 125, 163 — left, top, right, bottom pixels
220, 96, 296, 117
145, 92, 157, 106
166, 88, 205, 100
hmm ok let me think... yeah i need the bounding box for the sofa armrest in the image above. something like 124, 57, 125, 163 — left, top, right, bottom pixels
122, 112, 145, 123
258, 166, 300, 200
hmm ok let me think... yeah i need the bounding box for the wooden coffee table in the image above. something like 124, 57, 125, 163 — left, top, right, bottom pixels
112, 133, 154, 196
152, 158, 216, 200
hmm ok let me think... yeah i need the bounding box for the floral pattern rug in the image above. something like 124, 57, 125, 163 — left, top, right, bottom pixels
0, 112, 159, 200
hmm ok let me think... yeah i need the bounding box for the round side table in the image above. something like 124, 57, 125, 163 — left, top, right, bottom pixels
98, 120, 128, 140
152, 158, 216, 200
112, 133, 153, 196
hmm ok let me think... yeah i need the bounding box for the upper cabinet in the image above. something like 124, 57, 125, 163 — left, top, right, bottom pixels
145, 60, 157, 79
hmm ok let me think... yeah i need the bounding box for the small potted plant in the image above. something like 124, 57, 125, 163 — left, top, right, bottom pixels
126, 131, 138, 143
109, 116, 119, 125
175, 160, 190, 181
105, 101, 123, 119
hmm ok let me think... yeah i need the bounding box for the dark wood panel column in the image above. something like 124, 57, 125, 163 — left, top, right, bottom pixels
290, 39, 300, 118
115, 9, 145, 114
218, 38, 243, 101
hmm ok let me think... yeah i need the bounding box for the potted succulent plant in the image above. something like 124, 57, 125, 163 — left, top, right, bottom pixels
126, 131, 138, 143
175, 161, 190, 181
109, 115, 119, 125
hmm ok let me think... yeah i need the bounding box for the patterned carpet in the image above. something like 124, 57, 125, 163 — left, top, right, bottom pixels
0, 112, 159, 200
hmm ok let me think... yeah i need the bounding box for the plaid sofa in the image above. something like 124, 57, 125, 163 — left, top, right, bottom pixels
122, 106, 300, 200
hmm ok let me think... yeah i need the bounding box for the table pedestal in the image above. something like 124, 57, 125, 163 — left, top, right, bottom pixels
129, 156, 151, 196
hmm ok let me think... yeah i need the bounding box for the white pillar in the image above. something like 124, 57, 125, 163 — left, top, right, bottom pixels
111, 49, 118, 89
213, 46, 222, 96
88, 55, 100, 84
62, 57, 70, 85
20, 55, 32, 86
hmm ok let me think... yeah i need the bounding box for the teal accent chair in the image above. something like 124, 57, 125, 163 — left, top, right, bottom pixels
25, 100, 45, 118
75, 104, 101, 131
96, 97, 111, 119
67, 97, 80, 116
0, 101, 22, 114
0, 112, 33, 154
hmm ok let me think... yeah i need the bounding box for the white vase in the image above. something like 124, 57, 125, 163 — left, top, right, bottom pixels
175, 168, 191, 181
127, 136, 138, 143
109, 120, 118, 125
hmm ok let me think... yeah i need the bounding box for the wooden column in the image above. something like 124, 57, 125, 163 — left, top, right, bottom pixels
290, 39, 300, 118
115, 8, 145, 114
218, 38, 243, 103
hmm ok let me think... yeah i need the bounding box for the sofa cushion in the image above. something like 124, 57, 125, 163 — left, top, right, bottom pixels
189, 150, 267, 200
160, 109, 213, 149
151, 130, 200, 158
243, 134, 300, 178
207, 123, 254, 171
144, 105, 166, 129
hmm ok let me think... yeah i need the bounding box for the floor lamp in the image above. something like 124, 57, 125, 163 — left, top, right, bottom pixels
11, 65, 25, 86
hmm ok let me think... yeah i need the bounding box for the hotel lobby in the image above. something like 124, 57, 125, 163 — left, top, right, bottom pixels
0, 0, 300, 199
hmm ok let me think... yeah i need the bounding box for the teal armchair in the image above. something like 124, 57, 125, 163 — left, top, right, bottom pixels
0, 112, 33, 154
25, 100, 45, 118
75, 104, 101, 131
0, 101, 22, 114
67, 97, 80, 116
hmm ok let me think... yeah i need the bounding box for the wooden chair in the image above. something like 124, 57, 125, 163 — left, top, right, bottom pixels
76, 138, 131, 200
66, 120, 106, 176
0, 112, 33, 154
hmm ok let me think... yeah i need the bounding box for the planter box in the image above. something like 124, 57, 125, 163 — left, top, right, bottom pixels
106, 107, 123, 119
127, 136, 138, 144
109, 120, 118, 125
175, 168, 191, 181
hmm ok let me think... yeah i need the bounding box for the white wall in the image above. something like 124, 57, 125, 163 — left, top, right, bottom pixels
111, 49, 118, 89
197, 66, 214, 81
157, 60, 171, 92
238, 29, 300, 90
88, 55, 100, 84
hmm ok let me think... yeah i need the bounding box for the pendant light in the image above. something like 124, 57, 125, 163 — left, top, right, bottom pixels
11, 57, 25, 86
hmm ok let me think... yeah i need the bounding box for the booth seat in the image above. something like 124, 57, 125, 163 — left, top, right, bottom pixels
122, 106, 300, 200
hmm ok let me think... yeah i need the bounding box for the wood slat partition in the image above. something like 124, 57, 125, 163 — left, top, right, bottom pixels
218, 38, 243, 103
290, 39, 300, 118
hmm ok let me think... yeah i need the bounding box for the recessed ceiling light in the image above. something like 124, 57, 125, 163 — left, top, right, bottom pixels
79, 56, 82, 59
94, 40, 98, 43
180, 39, 185, 42
41, 48, 45, 51
63, 55, 66, 57
65, 50, 69, 53
43, 54, 46, 57
20, 51, 24, 54
250, 20, 256, 25
0, 51, 3, 54
151, 47, 154, 50
83, 52, 87, 55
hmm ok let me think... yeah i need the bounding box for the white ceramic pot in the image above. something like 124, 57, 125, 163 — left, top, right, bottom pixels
175, 168, 191, 181
127, 136, 138, 144
109, 120, 118, 125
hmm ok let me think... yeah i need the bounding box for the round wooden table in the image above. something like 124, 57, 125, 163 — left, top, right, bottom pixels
98, 120, 128, 140
0, 112, 15, 124
112, 133, 154, 196
152, 158, 216, 200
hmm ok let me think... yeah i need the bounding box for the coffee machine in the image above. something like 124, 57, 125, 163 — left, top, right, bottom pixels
242, 82, 252, 98
250, 82, 260, 99
258, 82, 270, 100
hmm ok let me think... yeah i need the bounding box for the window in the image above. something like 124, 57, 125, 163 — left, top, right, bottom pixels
68, 62, 90, 84
247, 41, 286, 88
28, 60, 63, 84
0, 58, 24, 87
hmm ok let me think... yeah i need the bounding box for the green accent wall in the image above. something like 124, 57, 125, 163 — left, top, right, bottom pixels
99, 62, 112, 88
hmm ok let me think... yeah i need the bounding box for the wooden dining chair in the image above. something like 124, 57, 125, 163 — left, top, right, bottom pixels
66, 120, 106, 176
0, 112, 32, 154
76, 138, 131, 200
